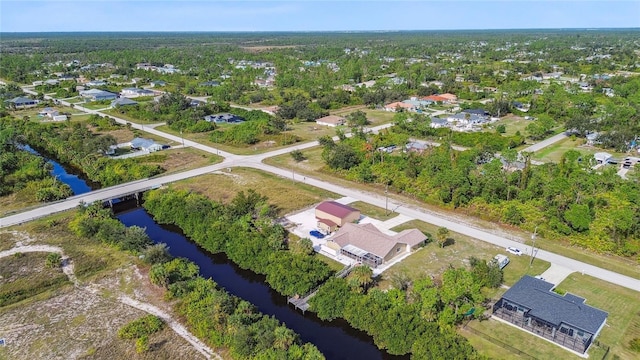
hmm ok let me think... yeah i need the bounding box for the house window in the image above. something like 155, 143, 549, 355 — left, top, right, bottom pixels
577, 330, 584, 337
396, 247, 401, 253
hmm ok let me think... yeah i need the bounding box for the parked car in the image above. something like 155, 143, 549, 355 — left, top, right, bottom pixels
506, 246, 523, 256
309, 230, 325, 239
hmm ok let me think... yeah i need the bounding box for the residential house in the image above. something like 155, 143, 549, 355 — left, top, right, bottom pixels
315, 201, 361, 234
439, 93, 458, 103
80, 89, 117, 101
315, 115, 346, 127
493, 275, 607, 354
199, 81, 220, 87
586, 132, 600, 146
120, 88, 155, 98
150, 80, 166, 87
405, 141, 429, 153
327, 223, 426, 268
430, 117, 449, 129
203, 113, 245, 124
111, 98, 138, 108
129, 138, 164, 152
85, 80, 107, 87
384, 102, 415, 112
594, 152, 612, 165
6, 97, 39, 109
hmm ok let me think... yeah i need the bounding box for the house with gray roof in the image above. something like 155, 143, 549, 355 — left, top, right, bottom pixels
111, 98, 138, 108
5, 97, 39, 109
80, 88, 117, 101
203, 113, 245, 124
129, 137, 164, 152
493, 275, 607, 354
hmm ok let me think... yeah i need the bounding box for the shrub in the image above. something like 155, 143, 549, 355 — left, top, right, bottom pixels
630, 338, 640, 352
118, 315, 164, 340
45, 253, 62, 268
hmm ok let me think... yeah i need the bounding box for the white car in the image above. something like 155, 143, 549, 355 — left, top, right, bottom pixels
506, 246, 523, 256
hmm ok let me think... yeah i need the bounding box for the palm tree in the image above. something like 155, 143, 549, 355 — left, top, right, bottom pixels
273, 326, 297, 350
348, 265, 373, 292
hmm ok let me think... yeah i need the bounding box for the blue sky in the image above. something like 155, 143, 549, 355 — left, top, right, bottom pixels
1, 1, 639, 32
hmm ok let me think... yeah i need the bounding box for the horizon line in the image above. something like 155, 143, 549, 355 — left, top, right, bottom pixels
2, 27, 640, 34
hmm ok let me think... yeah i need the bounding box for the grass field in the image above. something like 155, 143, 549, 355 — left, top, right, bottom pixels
102, 108, 164, 125
555, 274, 640, 359
349, 201, 398, 221
532, 137, 629, 163
381, 220, 550, 290
0, 252, 70, 307
167, 167, 340, 216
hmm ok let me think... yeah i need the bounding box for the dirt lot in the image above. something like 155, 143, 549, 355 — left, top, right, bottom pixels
0, 227, 208, 360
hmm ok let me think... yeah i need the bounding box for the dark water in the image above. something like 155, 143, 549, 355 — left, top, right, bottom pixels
21, 145, 99, 195
116, 205, 407, 360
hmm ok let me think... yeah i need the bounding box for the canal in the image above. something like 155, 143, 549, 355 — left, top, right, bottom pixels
116, 204, 407, 360
24, 146, 405, 359
22, 144, 99, 195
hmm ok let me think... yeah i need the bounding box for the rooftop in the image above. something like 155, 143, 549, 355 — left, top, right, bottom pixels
316, 201, 359, 219
501, 276, 608, 334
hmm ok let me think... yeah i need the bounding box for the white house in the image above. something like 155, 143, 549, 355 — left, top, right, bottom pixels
315, 115, 346, 127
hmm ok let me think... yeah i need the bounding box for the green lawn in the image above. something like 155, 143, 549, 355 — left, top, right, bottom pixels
490, 115, 531, 137
380, 219, 550, 290
349, 201, 398, 221
532, 137, 630, 163
102, 108, 164, 124
555, 274, 640, 359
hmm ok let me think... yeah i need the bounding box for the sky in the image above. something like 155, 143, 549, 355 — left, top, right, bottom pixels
1, 1, 639, 32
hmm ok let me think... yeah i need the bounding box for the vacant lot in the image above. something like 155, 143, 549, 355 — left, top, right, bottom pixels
0, 218, 205, 360
168, 167, 340, 216
381, 220, 550, 290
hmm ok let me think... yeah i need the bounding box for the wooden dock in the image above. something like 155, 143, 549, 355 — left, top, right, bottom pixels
287, 264, 354, 313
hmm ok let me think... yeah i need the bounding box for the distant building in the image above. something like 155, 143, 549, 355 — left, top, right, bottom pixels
6, 97, 39, 109
111, 98, 138, 108
80, 89, 117, 101
129, 138, 164, 152
315, 115, 346, 127
120, 88, 155, 98
203, 113, 245, 124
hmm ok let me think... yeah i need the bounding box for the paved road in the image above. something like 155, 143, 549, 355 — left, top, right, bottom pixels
244, 162, 640, 292
5, 87, 640, 293
521, 131, 568, 153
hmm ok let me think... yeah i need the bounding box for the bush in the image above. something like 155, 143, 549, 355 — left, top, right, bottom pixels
290, 149, 306, 162
45, 253, 62, 268
118, 315, 164, 340
630, 337, 640, 352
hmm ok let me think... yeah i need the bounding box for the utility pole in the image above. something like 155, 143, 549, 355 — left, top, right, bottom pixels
385, 183, 389, 216
529, 226, 538, 268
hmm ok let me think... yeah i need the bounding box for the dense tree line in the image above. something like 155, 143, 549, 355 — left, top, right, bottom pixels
0, 122, 72, 201
143, 189, 332, 297
3, 118, 163, 186
309, 260, 500, 358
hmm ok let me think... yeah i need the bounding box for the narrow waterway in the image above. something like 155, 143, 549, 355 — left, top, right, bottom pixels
116, 204, 408, 360
21, 145, 99, 195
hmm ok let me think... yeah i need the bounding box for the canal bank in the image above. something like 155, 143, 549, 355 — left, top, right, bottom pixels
115, 203, 407, 360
